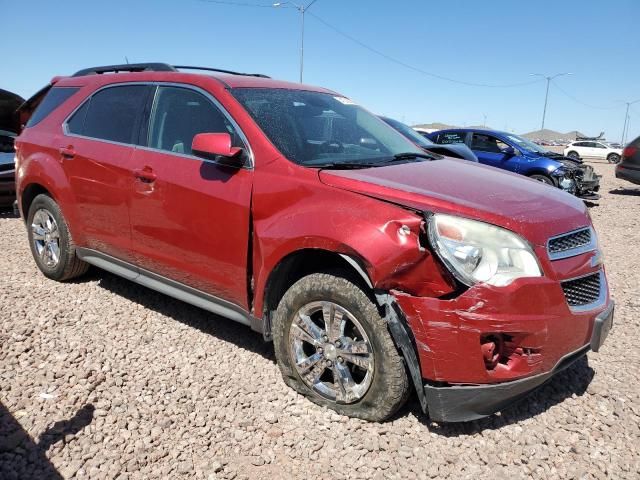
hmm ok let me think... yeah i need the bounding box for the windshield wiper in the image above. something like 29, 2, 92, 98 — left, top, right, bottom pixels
390, 151, 437, 161
313, 162, 380, 169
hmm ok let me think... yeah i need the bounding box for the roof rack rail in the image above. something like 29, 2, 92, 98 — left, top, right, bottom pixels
173, 65, 270, 78
72, 63, 177, 77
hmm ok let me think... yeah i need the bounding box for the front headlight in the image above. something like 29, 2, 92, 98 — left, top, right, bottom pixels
428, 214, 542, 287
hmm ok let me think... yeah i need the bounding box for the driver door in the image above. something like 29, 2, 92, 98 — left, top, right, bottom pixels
470, 133, 516, 171
128, 85, 253, 309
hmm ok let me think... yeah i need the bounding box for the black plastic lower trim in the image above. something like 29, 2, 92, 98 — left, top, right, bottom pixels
424, 344, 591, 423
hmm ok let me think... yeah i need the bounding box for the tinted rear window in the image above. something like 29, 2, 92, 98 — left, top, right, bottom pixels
66, 101, 90, 135
26, 87, 79, 128
80, 85, 149, 144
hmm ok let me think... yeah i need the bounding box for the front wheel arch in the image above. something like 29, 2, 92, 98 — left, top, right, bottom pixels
528, 173, 557, 186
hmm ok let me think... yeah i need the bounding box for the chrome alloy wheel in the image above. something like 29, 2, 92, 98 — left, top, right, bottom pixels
288, 301, 374, 404
31, 208, 61, 268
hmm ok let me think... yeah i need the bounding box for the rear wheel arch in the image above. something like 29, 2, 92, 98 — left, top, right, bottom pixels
21, 183, 54, 221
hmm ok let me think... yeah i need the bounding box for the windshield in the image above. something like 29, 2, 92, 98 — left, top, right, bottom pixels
504, 134, 548, 153
232, 89, 423, 166
380, 116, 435, 148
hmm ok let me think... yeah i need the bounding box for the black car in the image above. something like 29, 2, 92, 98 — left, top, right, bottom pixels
0, 88, 24, 207
379, 116, 478, 162
616, 136, 640, 185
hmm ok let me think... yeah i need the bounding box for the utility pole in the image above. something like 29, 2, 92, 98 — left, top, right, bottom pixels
273, 0, 320, 83
621, 99, 640, 145
530, 73, 572, 131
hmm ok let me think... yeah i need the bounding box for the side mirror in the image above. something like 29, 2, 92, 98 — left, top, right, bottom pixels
502, 146, 516, 157
192, 133, 244, 167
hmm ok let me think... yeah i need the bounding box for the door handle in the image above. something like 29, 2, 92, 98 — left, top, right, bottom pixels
133, 167, 157, 183
59, 146, 75, 159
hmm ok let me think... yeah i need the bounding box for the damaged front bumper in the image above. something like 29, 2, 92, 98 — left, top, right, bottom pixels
422, 301, 613, 422
389, 272, 613, 423
573, 165, 601, 200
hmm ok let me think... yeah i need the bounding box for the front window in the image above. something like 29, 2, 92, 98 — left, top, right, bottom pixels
472, 133, 511, 153
148, 86, 243, 156
231, 88, 422, 167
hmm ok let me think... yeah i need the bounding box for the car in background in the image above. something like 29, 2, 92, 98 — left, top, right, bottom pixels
428, 128, 601, 199
564, 141, 622, 163
615, 136, 640, 185
379, 117, 478, 162
0, 88, 24, 207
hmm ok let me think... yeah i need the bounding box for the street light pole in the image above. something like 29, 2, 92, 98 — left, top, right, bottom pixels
273, 0, 319, 83
621, 99, 640, 145
530, 73, 572, 131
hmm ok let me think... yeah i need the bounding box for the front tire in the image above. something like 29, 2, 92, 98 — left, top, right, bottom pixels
529, 174, 555, 186
272, 273, 409, 421
567, 151, 580, 160
607, 153, 621, 164
27, 194, 89, 281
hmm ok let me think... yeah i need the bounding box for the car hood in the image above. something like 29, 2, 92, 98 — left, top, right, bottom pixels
318, 159, 590, 246
0, 88, 25, 134
536, 151, 583, 167
432, 143, 478, 162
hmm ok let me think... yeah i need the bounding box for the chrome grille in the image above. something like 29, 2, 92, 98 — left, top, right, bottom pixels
561, 272, 601, 308
547, 227, 594, 260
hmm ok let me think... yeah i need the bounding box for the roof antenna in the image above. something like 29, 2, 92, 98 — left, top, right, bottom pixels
125, 56, 130, 64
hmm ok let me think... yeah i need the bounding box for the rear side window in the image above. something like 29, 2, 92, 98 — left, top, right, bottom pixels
437, 132, 465, 144
77, 85, 149, 144
66, 101, 89, 135
26, 87, 79, 128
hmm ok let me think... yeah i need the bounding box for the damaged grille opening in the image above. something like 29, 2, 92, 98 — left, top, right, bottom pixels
548, 228, 592, 254
561, 272, 601, 307
480, 334, 503, 370
481, 333, 542, 373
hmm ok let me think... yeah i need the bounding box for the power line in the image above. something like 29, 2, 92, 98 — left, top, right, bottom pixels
306, 11, 542, 88
550, 79, 621, 110
196, 0, 278, 8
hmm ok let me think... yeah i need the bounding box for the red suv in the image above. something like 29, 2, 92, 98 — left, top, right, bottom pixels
14, 63, 613, 422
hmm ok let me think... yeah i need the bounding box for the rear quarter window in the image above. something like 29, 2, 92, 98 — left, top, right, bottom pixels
25, 87, 80, 128
438, 132, 466, 144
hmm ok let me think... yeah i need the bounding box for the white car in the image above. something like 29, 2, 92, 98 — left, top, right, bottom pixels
564, 141, 623, 163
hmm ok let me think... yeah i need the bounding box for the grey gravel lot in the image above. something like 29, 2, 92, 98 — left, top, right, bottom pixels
1, 161, 639, 479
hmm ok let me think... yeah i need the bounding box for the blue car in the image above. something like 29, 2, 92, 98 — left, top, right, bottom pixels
428, 129, 601, 199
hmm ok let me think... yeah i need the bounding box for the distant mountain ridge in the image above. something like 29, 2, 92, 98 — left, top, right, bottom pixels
521, 129, 586, 142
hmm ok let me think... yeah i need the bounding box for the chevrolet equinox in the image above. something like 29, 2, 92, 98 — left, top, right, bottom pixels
13, 63, 614, 422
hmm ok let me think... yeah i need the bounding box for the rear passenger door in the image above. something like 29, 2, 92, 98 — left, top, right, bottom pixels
128, 85, 253, 309
63, 85, 153, 261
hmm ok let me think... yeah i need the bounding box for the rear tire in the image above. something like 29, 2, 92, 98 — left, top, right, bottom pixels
27, 194, 89, 281
272, 273, 410, 421
567, 151, 580, 160
529, 174, 555, 186
607, 153, 620, 164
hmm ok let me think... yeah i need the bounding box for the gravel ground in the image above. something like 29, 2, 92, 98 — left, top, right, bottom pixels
1, 161, 639, 479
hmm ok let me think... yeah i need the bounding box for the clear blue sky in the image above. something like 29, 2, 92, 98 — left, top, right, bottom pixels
2, 0, 639, 141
